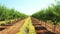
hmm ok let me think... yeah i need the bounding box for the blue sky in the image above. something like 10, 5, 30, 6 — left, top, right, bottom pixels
0, 0, 56, 15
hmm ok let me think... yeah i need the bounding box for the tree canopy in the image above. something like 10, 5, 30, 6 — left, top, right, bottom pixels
32, 4, 60, 25
0, 5, 28, 21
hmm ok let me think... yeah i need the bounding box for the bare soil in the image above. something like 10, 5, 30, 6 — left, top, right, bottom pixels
0, 19, 25, 34
31, 17, 56, 34
0, 17, 60, 34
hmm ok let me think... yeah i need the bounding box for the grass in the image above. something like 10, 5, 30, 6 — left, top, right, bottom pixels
0, 19, 15, 25
17, 17, 36, 34
0, 21, 7, 25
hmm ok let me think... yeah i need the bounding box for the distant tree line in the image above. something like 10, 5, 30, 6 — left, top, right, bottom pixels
0, 5, 28, 21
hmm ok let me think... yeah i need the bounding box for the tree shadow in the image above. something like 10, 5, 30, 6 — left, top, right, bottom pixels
0, 28, 5, 31
45, 31, 56, 34
35, 26, 47, 30
35, 26, 56, 34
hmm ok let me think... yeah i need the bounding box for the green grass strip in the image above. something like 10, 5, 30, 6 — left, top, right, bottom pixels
17, 17, 36, 34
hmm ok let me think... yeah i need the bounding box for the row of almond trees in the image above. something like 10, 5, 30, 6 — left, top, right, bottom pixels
32, 1, 60, 33
0, 5, 27, 21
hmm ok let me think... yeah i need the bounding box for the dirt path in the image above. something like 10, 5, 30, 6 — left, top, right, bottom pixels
0, 19, 26, 34
0, 17, 60, 34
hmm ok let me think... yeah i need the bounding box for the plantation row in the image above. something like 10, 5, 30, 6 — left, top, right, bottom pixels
31, 1, 60, 33
32, 2, 60, 26
0, 5, 28, 26
0, 5, 27, 21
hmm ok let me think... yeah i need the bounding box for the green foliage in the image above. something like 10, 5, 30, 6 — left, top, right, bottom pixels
32, 4, 60, 25
0, 5, 27, 21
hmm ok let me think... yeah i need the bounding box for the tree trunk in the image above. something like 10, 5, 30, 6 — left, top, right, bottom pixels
45, 22, 46, 27
40, 20, 42, 26
53, 25, 56, 33
44, 21, 46, 27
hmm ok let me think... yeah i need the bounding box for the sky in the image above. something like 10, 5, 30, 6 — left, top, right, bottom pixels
0, 0, 56, 15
